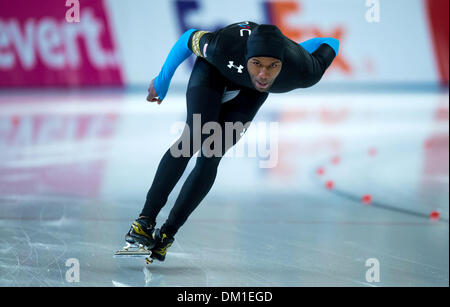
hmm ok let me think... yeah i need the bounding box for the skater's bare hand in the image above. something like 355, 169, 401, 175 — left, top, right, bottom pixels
146, 78, 162, 104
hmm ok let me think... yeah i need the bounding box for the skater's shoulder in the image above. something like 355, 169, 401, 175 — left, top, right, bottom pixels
215, 21, 260, 37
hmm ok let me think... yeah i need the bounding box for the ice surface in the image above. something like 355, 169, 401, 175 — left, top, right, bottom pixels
0, 90, 448, 286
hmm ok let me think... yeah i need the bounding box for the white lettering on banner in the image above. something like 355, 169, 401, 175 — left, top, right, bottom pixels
38, 19, 65, 69
82, 10, 117, 68
8, 20, 35, 69
0, 21, 14, 68
0, 9, 117, 70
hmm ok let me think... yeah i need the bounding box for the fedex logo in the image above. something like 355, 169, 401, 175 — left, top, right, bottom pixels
264, 1, 351, 75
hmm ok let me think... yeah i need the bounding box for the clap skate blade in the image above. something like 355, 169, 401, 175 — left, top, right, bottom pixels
114, 242, 151, 257
114, 243, 154, 264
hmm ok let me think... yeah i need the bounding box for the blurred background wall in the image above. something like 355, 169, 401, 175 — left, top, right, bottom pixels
0, 0, 448, 90
0, 0, 448, 219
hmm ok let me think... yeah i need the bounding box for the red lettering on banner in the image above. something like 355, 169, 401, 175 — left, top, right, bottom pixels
312, 27, 352, 75
266, 1, 304, 39
265, 0, 352, 76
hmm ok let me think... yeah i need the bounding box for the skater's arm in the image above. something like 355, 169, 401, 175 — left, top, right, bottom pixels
300, 37, 339, 55
297, 38, 339, 88
153, 29, 198, 101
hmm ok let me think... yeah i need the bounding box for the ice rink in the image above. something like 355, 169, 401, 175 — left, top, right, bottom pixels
0, 89, 448, 287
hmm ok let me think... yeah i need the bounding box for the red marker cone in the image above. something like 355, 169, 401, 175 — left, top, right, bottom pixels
317, 167, 325, 176
11, 116, 19, 127
325, 180, 334, 190
429, 211, 440, 221
331, 156, 340, 165
362, 194, 372, 205
369, 148, 377, 157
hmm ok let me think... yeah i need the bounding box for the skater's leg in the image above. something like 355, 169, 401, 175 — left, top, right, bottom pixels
160, 155, 222, 237
139, 58, 226, 222
160, 88, 269, 237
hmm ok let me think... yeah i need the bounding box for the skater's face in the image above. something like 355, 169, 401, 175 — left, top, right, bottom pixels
247, 57, 282, 92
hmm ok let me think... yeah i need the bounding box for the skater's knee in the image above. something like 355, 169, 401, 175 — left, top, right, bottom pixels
194, 155, 222, 173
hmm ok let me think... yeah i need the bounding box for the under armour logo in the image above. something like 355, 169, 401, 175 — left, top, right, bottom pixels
227, 61, 244, 73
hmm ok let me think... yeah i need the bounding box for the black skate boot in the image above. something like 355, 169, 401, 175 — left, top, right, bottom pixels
150, 228, 174, 262
125, 217, 157, 249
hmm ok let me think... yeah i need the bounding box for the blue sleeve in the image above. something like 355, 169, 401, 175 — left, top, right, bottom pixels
154, 29, 197, 100
300, 37, 339, 55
